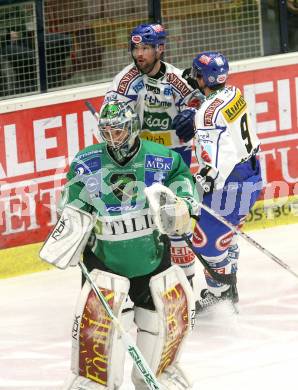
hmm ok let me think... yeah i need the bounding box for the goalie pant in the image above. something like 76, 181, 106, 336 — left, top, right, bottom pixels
62, 265, 195, 390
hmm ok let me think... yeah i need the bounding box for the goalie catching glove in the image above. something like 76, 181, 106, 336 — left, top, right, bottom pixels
144, 183, 191, 236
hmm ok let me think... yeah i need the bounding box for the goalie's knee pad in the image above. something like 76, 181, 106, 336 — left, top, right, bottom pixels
65, 269, 132, 390
131, 265, 195, 389
169, 234, 196, 279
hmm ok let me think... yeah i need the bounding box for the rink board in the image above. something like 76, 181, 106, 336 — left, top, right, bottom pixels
0, 52, 297, 278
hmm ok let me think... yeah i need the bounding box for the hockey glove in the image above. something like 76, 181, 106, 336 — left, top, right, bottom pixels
182, 67, 199, 90
144, 183, 191, 236
172, 108, 196, 143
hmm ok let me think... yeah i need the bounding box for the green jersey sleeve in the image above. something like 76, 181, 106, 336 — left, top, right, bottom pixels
165, 150, 200, 215
58, 152, 95, 214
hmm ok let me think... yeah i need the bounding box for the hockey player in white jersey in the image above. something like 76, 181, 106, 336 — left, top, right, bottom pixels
97, 23, 203, 287
174, 51, 263, 311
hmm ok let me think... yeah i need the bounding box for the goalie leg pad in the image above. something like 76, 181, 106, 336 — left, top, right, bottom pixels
62, 372, 106, 390
66, 269, 132, 389
159, 363, 193, 389
131, 265, 195, 389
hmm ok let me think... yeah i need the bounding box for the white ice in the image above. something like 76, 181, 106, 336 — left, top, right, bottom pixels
0, 224, 297, 390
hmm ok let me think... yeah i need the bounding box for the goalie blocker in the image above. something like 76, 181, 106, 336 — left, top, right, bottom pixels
62, 266, 195, 390
39, 205, 95, 269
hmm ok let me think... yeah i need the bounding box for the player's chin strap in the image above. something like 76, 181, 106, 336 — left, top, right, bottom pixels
79, 262, 164, 390
194, 202, 298, 280
144, 183, 236, 286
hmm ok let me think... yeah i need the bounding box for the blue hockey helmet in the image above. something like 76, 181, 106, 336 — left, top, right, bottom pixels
191, 51, 229, 87
130, 23, 166, 49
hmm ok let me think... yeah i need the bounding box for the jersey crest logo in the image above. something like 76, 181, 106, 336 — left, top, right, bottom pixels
215, 230, 234, 251
110, 173, 137, 201
204, 98, 224, 126
144, 155, 173, 186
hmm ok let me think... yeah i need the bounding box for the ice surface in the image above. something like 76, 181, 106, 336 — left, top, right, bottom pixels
0, 224, 297, 389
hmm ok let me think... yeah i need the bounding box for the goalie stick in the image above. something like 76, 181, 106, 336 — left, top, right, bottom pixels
79, 262, 163, 390
194, 202, 298, 280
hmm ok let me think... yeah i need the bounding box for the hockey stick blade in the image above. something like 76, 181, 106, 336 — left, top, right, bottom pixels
79, 262, 163, 390
196, 202, 298, 280
182, 233, 236, 285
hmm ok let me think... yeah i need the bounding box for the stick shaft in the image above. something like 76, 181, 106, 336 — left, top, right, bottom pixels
85, 100, 99, 119
198, 202, 298, 279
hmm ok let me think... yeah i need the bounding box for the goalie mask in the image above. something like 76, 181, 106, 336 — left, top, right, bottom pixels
98, 101, 141, 159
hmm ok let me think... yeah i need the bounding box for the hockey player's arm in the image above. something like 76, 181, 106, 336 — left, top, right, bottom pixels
172, 73, 204, 142
166, 151, 200, 216
172, 108, 196, 143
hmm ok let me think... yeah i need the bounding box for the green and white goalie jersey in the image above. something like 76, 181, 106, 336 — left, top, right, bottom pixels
59, 140, 198, 278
